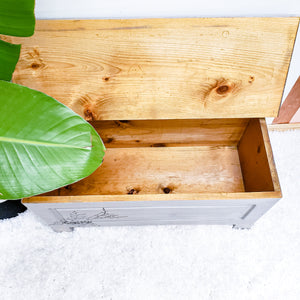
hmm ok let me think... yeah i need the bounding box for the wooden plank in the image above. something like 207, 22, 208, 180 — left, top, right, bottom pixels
259, 119, 281, 192
22, 191, 282, 203
42, 146, 245, 196
4, 18, 299, 120
238, 118, 280, 192
92, 118, 249, 147
268, 123, 300, 131
272, 76, 300, 124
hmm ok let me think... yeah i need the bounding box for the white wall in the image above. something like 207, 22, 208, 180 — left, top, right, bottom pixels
35, 0, 300, 107
35, 0, 300, 19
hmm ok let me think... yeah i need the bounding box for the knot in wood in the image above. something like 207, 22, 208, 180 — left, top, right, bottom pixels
127, 188, 140, 195
163, 187, 171, 194
31, 62, 41, 69
84, 109, 96, 121
216, 85, 229, 95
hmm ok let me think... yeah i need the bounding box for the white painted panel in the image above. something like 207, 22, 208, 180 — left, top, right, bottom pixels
25, 198, 280, 230
51, 205, 253, 226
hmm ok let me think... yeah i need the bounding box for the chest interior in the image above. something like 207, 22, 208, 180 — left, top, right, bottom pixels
43, 117, 279, 197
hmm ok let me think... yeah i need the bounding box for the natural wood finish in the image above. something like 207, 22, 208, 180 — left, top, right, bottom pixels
268, 123, 300, 131
22, 191, 282, 203
238, 118, 279, 192
92, 118, 249, 147
4, 18, 299, 120
43, 146, 244, 196
22, 117, 282, 204
273, 76, 300, 124
259, 119, 281, 191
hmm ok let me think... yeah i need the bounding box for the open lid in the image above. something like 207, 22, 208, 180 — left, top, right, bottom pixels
6, 17, 299, 120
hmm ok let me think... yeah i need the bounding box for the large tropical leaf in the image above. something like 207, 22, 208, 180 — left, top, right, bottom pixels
0, 0, 35, 37
0, 39, 21, 81
0, 81, 105, 200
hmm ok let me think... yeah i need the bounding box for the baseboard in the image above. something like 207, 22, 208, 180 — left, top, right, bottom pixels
268, 123, 300, 131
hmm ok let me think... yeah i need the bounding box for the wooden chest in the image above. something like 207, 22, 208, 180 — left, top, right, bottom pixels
7, 17, 299, 231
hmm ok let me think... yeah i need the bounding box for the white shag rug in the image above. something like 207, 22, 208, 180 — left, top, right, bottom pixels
0, 130, 299, 300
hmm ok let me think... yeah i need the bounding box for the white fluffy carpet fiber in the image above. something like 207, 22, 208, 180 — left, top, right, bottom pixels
0, 130, 299, 300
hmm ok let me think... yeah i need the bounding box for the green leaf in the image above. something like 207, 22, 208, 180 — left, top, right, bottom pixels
0, 0, 35, 37
0, 39, 21, 81
0, 81, 106, 200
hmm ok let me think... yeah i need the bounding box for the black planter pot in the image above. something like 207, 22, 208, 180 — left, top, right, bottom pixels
0, 200, 27, 220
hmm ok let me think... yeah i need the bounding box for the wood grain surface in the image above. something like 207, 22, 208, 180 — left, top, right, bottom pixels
272, 76, 300, 124
238, 119, 280, 192
23, 191, 282, 203
268, 123, 300, 131
24, 117, 282, 202
259, 119, 281, 192
44, 145, 245, 196
92, 118, 249, 147
4, 17, 299, 120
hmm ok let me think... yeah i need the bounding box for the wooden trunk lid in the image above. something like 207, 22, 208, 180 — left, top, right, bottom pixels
4, 17, 299, 120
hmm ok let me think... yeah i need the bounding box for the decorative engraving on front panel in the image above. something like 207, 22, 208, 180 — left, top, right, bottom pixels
49, 207, 127, 227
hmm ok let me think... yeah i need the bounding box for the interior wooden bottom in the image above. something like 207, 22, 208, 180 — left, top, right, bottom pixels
56, 146, 244, 196
43, 118, 278, 197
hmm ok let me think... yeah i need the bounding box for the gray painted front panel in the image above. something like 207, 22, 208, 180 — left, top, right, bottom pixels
24, 198, 280, 231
